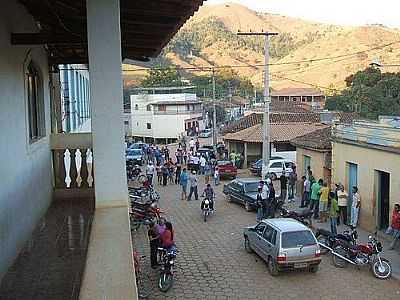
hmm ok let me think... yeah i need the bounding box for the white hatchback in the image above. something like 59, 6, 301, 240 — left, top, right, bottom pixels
265, 159, 295, 180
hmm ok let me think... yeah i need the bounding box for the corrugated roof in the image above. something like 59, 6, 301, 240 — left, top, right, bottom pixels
291, 127, 332, 150
224, 123, 329, 143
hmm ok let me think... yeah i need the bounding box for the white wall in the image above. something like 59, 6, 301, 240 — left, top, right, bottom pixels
0, 1, 52, 280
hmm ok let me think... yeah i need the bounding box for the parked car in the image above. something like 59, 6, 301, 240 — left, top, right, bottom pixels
243, 218, 321, 276
223, 178, 260, 211
129, 142, 146, 150
126, 148, 144, 165
250, 156, 284, 176
199, 129, 212, 138
216, 160, 237, 179
197, 147, 215, 161
266, 159, 295, 180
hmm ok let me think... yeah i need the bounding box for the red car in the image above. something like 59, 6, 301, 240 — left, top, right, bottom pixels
216, 160, 237, 179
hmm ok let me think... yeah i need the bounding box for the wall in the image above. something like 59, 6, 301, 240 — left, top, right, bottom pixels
0, 1, 52, 280
296, 148, 327, 182
332, 142, 400, 231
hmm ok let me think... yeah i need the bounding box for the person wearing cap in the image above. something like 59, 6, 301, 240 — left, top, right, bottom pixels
188, 170, 199, 201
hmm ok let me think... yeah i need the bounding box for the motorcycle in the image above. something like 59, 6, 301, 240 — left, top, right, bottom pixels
331, 235, 392, 279
315, 226, 358, 255
129, 196, 163, 231
158, 247, 177, 292
200, 196, 214, 222
279, 205, 313, 227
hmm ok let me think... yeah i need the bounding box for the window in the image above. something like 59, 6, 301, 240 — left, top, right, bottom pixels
263, 226, 277, 245
158, 105, 166, 111
255, 223, 266, 235
26, 62, 45, 142
124, 120, 129, 125
270, 162, 282, 168
135, 104, 139, 110
281, 231, 316, 249
146, 104, 151, 111
146, 123, 151, 129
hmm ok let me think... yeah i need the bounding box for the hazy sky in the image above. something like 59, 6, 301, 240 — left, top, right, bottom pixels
206, 0, 400, 28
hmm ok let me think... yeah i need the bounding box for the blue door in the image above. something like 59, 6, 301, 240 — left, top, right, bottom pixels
347, 163, 358, 219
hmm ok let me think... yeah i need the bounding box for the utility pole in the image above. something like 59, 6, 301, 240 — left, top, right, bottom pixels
212, 68, 217, 148
238, 31, 278, 179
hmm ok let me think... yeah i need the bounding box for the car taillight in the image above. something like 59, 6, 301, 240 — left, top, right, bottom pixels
315, 249, 321, 257
277, 253, 286, 262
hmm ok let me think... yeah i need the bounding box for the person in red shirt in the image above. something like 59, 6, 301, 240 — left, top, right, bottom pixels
386, 204, 400, 250
160, 221, 176, 251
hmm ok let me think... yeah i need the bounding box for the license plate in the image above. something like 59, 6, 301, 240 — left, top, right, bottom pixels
294, 263, 308, 268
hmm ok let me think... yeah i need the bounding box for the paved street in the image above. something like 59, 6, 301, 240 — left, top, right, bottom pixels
131, 174, 400, 300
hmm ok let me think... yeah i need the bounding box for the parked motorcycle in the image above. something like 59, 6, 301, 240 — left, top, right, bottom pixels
158, 247, 177, 292
279, 205, 313, 227
332, 235, 392, 279
200, 196, 214, 222
129, 196, 163, 231
315, 226, 358, 255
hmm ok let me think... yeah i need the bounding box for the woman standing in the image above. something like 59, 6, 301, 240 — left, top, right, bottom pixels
160, 222, 176, 251
148, 222, 160, 268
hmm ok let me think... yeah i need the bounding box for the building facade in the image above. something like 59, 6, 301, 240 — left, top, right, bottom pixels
332, 116, 400, 231
130, 92, 203, 143
271, 88, 326, 109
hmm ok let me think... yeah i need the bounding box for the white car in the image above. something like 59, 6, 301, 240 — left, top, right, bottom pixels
265, 159, 295, 180
199, 129, 212, 138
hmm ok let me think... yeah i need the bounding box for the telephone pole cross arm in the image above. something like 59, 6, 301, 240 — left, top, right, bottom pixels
237, 31, 278, 179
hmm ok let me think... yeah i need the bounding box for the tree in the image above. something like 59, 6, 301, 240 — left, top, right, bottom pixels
141, 67, 185, 87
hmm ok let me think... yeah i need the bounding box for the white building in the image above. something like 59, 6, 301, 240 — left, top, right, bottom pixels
130, 91, 204, 143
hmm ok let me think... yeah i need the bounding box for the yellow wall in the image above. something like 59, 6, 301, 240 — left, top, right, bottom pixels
332, 142, 400, 231
296, 148, 327, 181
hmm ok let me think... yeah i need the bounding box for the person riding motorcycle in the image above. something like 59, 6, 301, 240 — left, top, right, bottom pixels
201, 184, 215, 211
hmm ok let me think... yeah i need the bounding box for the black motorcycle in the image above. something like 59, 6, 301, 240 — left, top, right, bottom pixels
158, 247, 177, 292
315, 226, 358, 255
278, 205, 313, 227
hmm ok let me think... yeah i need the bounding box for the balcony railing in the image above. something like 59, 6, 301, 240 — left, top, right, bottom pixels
50, 133, 94, 199
153, 109, 203, 115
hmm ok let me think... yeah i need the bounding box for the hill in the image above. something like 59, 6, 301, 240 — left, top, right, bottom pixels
123, 2, 400, 92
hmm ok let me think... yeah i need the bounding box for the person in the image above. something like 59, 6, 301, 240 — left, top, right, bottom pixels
201, 184, 215, 211
175, 164, 182, 184
350, 186, 361, 227
329, 191, 339, 235
239, 152, 245, 169
386, 204, 400, 250
214, 166, 220, 186
156, 163, 162, 185
300, 175, 311, 208
195, 138, 200, 152
188, 170, 199, 201
256, 186, 263, 222
261, 180, 269, 218
199, 155, 206, 175
179, 168, 189, 200
164, 145, 170, 161
310, 179, 323, 219
168, 162, 175, 184
189, 138, 195, 152
183, 150, 188, 165
161, 163, 168, 186
268, 181, 276, 218
230, 150, 236, 165
319, 182, 329, 223
204, 162, 211, 185
280, 171, 287, 202
160, 221, 175, 252
192, 154, 200, 172
148, 222, 160, 268
146, 161, 155, 185
288, 167, 297, 202
307, 168, 315, 185
336, 184, 348, 225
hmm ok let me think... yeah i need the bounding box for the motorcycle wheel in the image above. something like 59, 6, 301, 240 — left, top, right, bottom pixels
332, 246, 348, 268
316, 235, 330, 255
158, 272, 174, 292
371, 258, 392, 280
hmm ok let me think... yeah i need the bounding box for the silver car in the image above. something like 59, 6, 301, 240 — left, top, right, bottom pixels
243, 218, 321, 275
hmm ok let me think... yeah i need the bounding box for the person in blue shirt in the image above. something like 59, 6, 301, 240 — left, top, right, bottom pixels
179, 168, 189, 200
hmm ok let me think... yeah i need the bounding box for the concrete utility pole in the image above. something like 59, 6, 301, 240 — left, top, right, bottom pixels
238, 31, 278, 179
212, 68, 217, 148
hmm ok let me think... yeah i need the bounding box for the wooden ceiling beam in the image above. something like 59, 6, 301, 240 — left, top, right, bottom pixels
11, 33, 84, 45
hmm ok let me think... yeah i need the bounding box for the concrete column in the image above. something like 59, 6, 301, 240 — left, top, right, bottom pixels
87, 0, 128, 207
244, 142, 248, 168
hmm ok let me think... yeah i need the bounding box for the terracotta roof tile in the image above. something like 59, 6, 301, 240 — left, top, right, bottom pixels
291, 127, 332, 150
271, 88, 324, 97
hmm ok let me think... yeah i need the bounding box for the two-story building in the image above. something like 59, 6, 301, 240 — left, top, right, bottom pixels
332, 116, 400, 232
130, 89, 204, 143
271, 87, 326, 109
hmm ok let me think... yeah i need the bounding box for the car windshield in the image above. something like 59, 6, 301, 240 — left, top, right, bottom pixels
217, 161, 232, 166
127, 149, 141, 156
281, 230, 316, 248
245, 182, 260, 193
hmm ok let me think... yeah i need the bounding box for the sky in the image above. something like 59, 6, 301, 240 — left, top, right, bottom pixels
206, 0, 400, 28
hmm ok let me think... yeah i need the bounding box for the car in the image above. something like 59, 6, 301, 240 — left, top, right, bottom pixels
126, 148, 144, 165
249, 157, 285, 176
266, 159, 295, 180
216, 160, 237, 179
222, 178, 260, 211
199, 129, 212, 138
129, 142, 146, 150
243, 218, 321, 276
197, 147, 215, 161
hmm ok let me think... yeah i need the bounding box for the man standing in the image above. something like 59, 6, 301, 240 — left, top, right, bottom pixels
300, 175, 311, 208
288, 166, 297, 202
188, 170, 199, 201
189, 138, 195, 152
310, 179, 323, 219
179, 168, 189, 200
329, 191, 339, 235
146, 161, 155, 185
261, 180, 269, 218
280, 171, 288, 203
199, 155, 206, 175
195, 138, 200, 152
337, 184, 348, 225
386, 204, 400, 250
350, 186, 361, 227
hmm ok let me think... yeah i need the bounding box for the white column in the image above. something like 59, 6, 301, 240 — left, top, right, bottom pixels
87, 0, 128, 207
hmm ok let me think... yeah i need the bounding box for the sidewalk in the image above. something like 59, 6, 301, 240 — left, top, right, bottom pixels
284, 196, 400, 280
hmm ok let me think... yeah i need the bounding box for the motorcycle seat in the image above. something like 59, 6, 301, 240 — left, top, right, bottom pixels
292, 208, 312, 217
317, 228, 334, 237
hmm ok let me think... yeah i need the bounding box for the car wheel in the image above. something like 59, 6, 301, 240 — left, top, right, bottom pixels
267, 257, 279, 276
245, 201, 252, 212
244, 236, 253, 253
309, 265, 319, 273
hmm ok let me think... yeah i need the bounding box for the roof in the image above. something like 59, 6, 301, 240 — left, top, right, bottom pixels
263, 218, 309, 232
230, 96, 251, 106
151, 100, 202, 105
224, 123, 329, 144
271, 88, 324, 97
291, 127, 332, 151
16, 0, 205, 64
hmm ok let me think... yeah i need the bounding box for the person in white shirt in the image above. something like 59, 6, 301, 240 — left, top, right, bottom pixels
261, 179, 270, 218
189, 138, 196, 151
214, 167, 220, 186
146, 161, 155, 185
336, 184, 349, 225
199, 156, 206, 175
350, 186, 361, 227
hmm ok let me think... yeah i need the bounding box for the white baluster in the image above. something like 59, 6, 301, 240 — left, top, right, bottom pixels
86, 148, 94, 187
64, 149, 72, 188
75, 149, 83, 187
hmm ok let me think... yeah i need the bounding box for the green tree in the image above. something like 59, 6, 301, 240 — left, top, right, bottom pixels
141, 67, 185, 87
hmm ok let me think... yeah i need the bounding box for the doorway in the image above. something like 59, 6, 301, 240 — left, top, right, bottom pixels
346, 162, 358, 219
376, 171, 390, 230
